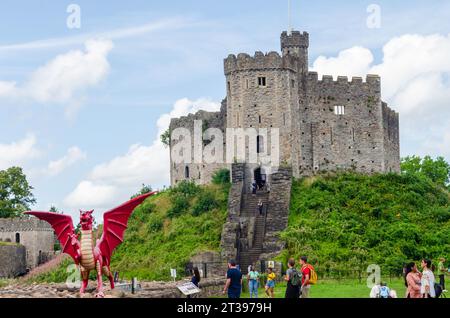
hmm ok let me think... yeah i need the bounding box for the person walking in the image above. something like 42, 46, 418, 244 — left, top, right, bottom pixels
299, 256, 313, 298
191, 267, 201, 287
404, 262, 422, 298
252, 180, 257, 196
223, 260, 243, 299
257, 200, 264, 216
265, 268, 276, 298
284, 258, 301, 299
438, 257, 447, 292
247, 265, 260, 298
420, 259, 436, 298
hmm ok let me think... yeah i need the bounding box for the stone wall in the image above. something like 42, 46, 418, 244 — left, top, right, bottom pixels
296, 73, 393, 177
0, 218, 55, 270
261, 167, 292, 259
169, 100, 228, 186
220, 164, 245, 262
0, 244, 26, 278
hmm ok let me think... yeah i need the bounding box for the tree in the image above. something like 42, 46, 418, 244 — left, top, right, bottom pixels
401, 156, 450, 187
0, 167, 36, 218
160, 129, 170, 148
131, 184, 153, 199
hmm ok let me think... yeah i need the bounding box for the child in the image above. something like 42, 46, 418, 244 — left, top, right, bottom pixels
265, 268, 276, 298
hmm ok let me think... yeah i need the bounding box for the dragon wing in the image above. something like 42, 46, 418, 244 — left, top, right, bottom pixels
97, 192, 157, 266
24, 212, 79, 264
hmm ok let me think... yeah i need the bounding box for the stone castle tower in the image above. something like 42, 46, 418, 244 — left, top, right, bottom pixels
170, 30, 400, 187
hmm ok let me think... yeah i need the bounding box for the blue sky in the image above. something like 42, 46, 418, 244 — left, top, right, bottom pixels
1, 0, 450, 217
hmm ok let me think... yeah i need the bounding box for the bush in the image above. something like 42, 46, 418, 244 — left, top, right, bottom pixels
191, 191, 219, 216
212, 169, 230, 185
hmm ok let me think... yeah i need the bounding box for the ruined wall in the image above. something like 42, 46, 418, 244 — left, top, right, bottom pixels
0, 218, 55, 270
169, 101, 228, 186
0, 244, 26, 278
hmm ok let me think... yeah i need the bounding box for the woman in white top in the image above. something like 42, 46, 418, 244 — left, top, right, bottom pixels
420, 259, 436, 298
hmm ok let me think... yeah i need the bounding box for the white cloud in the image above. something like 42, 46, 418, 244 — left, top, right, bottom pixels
46, 147, 87, 177
0, 17, 194, 52
310, 33, 450, 161
63, 181, 118, 209
63, 98, 220, 209
311, 46, 373, 78
0, 134, 40, 170
0, 39, 113, 116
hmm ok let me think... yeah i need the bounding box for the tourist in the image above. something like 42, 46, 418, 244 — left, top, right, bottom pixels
223, 259, 243, 299
404, 262, 422, 298
247, 265, 260, 298
191, 267, 201, 287
284, 258, 301, 299
438, 257, 447, 292
252, 180, 257, 196
257, 200, 264, 216
299, 256, 312, 298
266, 182, 271, 194
420, 259, 436, 298
265, 267, 276, 298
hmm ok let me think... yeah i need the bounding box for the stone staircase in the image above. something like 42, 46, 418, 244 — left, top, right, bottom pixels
238, 191, 269, 274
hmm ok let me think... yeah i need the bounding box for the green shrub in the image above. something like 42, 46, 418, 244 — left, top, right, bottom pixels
191, 191, 219, 216
212, 169, 230, 185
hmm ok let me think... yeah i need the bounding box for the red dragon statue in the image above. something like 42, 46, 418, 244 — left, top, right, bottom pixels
25, 192, 157, 297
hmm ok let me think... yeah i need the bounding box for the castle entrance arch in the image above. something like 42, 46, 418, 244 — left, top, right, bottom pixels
254, 167, 267, 189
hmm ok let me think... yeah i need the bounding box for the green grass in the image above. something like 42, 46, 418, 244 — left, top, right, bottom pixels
111, 182, 230, 281
237, 278, 406, 299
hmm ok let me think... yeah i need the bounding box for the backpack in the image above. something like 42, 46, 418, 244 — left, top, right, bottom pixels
379, 286, 390, 298
290, 269, 302, 287
304, 264, 318, 285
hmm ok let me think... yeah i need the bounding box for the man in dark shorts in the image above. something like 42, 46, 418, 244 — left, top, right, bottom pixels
223, 259, 243, 298
284, 258, 301, 298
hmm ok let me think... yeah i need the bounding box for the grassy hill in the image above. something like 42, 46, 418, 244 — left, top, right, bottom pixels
280, 172, 450, 275
28, 170, 449, 284
110, 181, 230, 280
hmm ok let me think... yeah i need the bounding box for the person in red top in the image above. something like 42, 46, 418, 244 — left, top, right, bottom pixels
300, 256, 311, 298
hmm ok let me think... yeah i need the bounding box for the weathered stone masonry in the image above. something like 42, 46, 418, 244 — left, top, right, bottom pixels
0, 218, 55, 271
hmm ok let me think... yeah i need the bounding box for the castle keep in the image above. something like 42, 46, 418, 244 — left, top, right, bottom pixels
170, 30, 400, 273
170, 31, 400, 186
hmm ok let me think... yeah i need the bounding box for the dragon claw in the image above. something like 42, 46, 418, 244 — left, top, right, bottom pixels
95, 291, 105, 298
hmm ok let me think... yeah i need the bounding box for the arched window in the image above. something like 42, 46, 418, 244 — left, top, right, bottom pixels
185, 166, 190, 179
15, 233, 20, 244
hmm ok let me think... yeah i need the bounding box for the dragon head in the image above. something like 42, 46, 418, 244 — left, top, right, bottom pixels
79, 210, 94, 230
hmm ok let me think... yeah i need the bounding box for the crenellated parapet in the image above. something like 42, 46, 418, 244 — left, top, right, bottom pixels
0, 218, 53, 232
307, 72, 381, 90
224, 51, 299, 75
281, 31, 309, 50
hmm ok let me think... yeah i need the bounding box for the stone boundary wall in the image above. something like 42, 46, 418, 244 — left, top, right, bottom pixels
220, 164, 245, 262
261, 167, 292, 259
0, 245, 26, 278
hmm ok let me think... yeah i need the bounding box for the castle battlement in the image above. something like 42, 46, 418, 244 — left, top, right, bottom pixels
280, 31, 309, 49
307, 72, 381, 86
224, 51, 298, 75
0, 218, 53, 232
